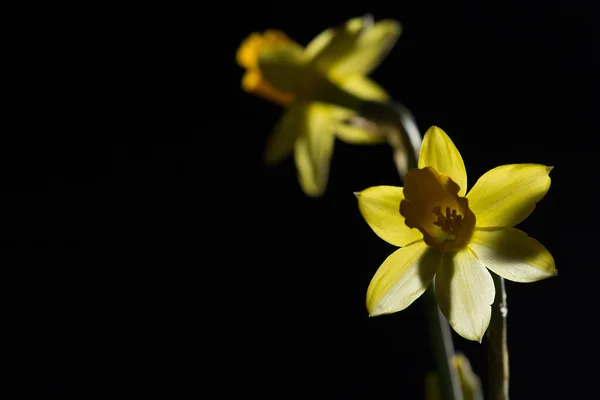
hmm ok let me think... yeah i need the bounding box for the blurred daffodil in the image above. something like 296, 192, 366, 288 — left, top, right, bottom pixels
236, 16, 401, 196
425, 353, 482, 400
356, 126, 557, 341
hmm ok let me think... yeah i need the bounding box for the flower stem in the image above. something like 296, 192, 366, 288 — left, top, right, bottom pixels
488, 272, 509, 400
424, 287, 464, 400
359, 100, 463, 400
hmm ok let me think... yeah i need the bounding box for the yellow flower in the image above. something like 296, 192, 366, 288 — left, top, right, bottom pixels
236, 16, 401, 197
355, 126, 557, 341
425, 353, 482, 400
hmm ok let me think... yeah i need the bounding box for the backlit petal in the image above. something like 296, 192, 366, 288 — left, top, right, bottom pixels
330, 19, 402, 77
467, 164, 552, 228
356, 186, 423, 246
264, 103, 307, 165
259, 42, 307, 94
304, 27, 335, 60
367, 241, 439, 316
470, 228, 557, 282
294, 135, 320, 196
334, 120, 385, 144
453, 353, 483, 400
339, 75, 388, 101
308, 17, 364, 73
435, 249, 494, 342
425, 353, 483, 400
419, 126, 467, 196
293, 103, 336, 197
319, 105, 385, 145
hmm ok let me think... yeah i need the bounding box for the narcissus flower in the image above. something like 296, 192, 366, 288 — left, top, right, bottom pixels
236, 16, 401, 197
425, 353, 482, 400
356, 126, 557, 341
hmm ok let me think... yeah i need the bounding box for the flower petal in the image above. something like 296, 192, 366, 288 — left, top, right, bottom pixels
334, 120, 385, 144
470, 228, 557, 282
304, 27, 335, 61
315, 104, 385, 145
264, 103, 307, 165
367, 241, 439, 316
425, 353, 483, 400
294, 135, 320, 196
258, 42, 307, 94
419, 126, 467, 196
356, 186, 424, 246
435, 249, 494, 342
329, 19, 402, 77
308, 17, 364, 73
453, 353, 483, 400
339, 75, 388, 101
467, 164, 552, 228
293, 103, 336, 197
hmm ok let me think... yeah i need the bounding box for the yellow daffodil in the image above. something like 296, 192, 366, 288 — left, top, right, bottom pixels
426, 353, 482, 400
355, 126, 557, 341
236, 16, 401, 196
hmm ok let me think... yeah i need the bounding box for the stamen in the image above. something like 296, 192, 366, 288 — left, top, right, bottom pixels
432, 206, 464, 236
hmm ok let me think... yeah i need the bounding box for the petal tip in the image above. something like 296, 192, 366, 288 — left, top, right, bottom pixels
449, 321, 488, 343
354, 191, 361, 198
303, 188, 324, 198
427, 125, 444, 136
377, 18, 403, 37
367, 300, 384, 317
465, 330, 485, 343
390, 19, 402, 33
546, 166, 554, 174
368, 309, 384, 317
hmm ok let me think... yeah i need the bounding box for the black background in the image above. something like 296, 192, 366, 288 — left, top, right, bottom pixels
8, 0, 593, 398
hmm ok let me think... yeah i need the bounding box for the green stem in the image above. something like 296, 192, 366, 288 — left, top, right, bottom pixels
424, 287, 464, 400
359, 100, 463, 400
488, 273, 510, 400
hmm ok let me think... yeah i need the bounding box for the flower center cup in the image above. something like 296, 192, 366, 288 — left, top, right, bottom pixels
400, 167, 475, 252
